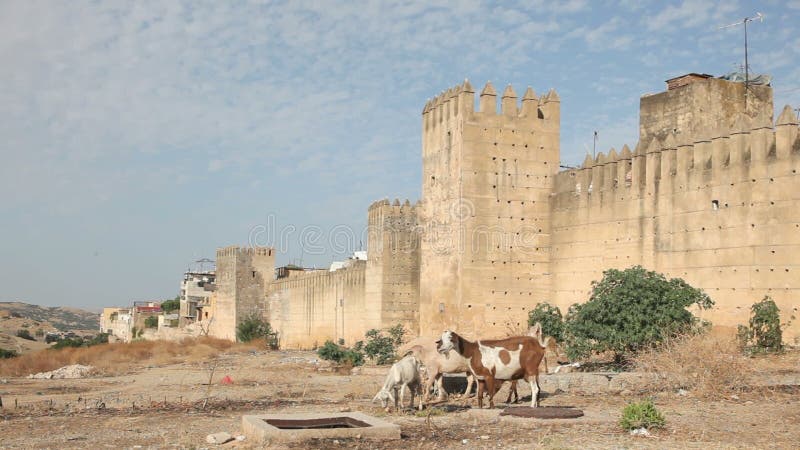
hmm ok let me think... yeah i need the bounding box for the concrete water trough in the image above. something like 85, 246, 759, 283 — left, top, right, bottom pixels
242, 412, 401, 444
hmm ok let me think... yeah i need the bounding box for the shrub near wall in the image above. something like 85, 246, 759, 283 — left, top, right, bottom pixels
527, 303, 565, 342
738, 296, 783, 353
565, 266, 713, 362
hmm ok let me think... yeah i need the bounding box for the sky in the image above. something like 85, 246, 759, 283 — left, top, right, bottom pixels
1, 0, 799, 310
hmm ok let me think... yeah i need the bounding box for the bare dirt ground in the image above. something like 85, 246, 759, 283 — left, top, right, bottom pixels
1, 349, 799, 449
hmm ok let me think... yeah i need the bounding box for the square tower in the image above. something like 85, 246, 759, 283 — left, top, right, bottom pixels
419, 80, 560, 337
365, 199, 421, 333
211, 246, 275, 341
640, 74, 773, 144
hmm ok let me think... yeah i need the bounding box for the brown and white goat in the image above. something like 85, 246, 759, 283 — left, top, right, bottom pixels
436, 331, 547, 409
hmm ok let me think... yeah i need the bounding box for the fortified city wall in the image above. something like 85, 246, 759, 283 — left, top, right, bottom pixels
551, 78, 800, 339
267, 260, 366, 349
207, 75, 800, 348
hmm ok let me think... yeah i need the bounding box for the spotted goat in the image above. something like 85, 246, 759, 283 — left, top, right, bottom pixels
436, 331, 548, 409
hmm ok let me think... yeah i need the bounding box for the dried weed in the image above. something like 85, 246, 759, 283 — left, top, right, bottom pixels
0, 337, 249, 377
633, 332, 750, 398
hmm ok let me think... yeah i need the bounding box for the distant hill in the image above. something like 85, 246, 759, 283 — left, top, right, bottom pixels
0, 302, 99, 332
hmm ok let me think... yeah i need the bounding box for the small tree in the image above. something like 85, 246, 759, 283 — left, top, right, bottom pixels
236, 314, 273, 343
738, 296, 782, 353
565, 266, 713, 361
364, 324, 407, 365
1, 348, 18, 358
363, 329, 395, 365
16, 329, 35, 341
527, 303, 565, 342
144, 315, 159, 329
387, 323, 407, 347
160, 296, 181, 313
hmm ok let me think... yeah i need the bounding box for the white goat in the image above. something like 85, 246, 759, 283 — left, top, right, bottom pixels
372, 355, 423, 411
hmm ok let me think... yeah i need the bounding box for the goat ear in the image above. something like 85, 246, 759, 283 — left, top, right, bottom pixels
530, 322, 543, 341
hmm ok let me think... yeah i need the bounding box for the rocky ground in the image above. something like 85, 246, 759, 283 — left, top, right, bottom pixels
0, 349, 798, 449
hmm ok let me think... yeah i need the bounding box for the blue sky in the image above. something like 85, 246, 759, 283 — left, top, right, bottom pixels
2, 0, 799, 310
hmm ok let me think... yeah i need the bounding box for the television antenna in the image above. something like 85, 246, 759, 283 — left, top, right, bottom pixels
718, 12, 764, 101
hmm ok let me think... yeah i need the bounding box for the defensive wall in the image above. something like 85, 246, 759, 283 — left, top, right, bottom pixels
205, 75, 800, 347
264, 198, 420, 348
550, 78, 800, 338
267, 260, 367, 349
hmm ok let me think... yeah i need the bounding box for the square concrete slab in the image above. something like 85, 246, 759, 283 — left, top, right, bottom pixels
242, 411, 401, 444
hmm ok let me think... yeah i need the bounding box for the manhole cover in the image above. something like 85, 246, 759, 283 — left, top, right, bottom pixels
500, 406, 584, 419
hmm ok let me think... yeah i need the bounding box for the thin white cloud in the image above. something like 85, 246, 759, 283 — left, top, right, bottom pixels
646, 0, 739, 31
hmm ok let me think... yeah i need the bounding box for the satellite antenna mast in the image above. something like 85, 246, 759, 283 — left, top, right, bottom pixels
718, 12, 764, 104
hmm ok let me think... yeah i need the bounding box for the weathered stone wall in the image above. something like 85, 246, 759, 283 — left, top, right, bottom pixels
366, 199, 421, 333
551, 79, 800, 341
640, 78, 773, 144
419, 80, 560, 338
210, 246, 275, 341
267, 261, 367, 349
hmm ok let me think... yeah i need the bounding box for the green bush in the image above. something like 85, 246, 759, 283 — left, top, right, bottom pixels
317, 340, 365, 366
565, 266, 713, 361
16, 329, 35, 341
87, 333, 110, 346
527, 303, 565, 342
738, 296, 782, 353
49, 333, 110, 350
144, 315, 159, 329
317, 325, 407, 366
0, 348, 18, 359
236, 314, 275, 344
160, 296, 181, 313
620, 399, 665, 431
387, 324, 406, 347
51, 337, 85, 349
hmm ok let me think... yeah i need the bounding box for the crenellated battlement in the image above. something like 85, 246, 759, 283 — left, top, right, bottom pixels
422, 80, 560, 139
554, 105, 800, 199
216, 246, 274, 258
367, 198, 420, 215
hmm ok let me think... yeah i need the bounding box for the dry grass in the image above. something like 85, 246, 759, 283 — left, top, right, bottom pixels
633, 332, 750, 398
0, 337, 260, 377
